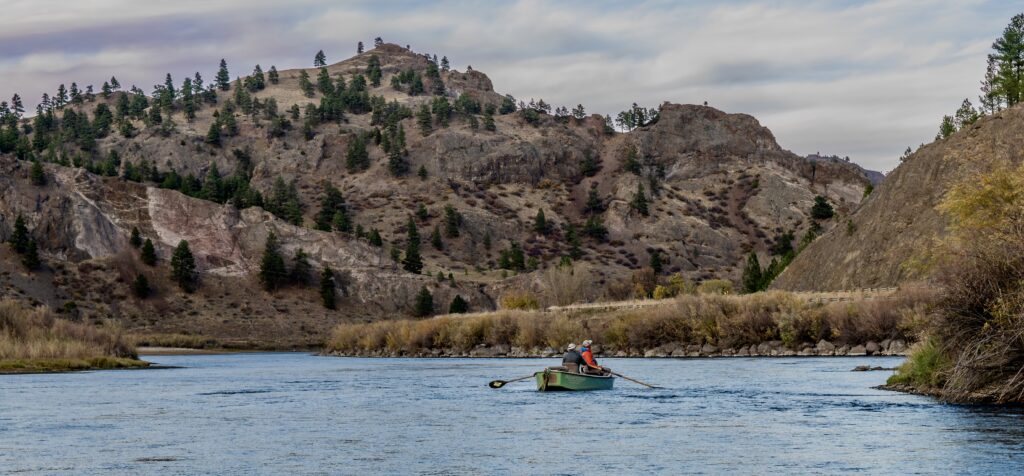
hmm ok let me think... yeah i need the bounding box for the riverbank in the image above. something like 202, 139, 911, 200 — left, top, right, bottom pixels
0, 357, 148, 373
326, 290, 933, 358
0, 299, 147, 374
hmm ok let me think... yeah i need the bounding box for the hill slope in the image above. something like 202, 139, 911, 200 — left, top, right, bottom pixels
0, 43, 879, 343
772, 104, 1024, 291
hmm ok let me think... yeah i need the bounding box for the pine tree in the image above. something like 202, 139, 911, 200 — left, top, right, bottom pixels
431, 225, 443, 250
170, 240, 197, 292
810, 196, 834, 220
483, 111, 496, 131
268, 66, 279, 84
129, 227, 142, 248
314, 50, 327, 67
205, 120, 221, 146
449, 295, 468, 314
11, 93, 24, 118
345, 134, 369, 172
631, 183, 649, 216
534, 209, 550, 235
216, 59, 231, 90
317, 68, 333, 95
141, 238, 157, 265
937, 115, 957, 139
259, 232, 288, 291
572, 104, 586, 120
584, 187, 605, 215
741, 251, 763, 294
201, 163, 224, 203
55, 84, 67, 107
294, 69, 312, 97
369, 229, 383, 247
403, 217, 423, 274
649, 249, 664, 274
9, 215, 29, 254
418, 165, 428, 180
414, 286, 433, 317
290, 248, 311, 285
132, 273, 151, 298
320, 266, 337, 309
357, 41, 364, 54
623, 144, 641, 174
565, 223, 583, 260
30, 159, 46, 186
443, 205, 461, 238
416, 104, 432, 135
990, 14, 1024, 107
21, 240, 40, 270
315, 183, 347, 231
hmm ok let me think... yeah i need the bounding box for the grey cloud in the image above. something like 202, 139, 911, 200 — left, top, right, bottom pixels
0, 0, 1019, 171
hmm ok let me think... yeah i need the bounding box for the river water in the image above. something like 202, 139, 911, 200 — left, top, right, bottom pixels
1, 353, 1022, 475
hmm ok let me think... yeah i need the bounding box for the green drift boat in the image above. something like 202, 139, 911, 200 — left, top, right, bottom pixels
534, 368, 614, 391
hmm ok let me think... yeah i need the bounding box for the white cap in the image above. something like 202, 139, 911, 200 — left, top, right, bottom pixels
567, 343, 577, 351
582, 339, 593, 347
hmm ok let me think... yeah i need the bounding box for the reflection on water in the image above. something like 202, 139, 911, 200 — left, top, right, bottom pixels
1, 354, 1022, 474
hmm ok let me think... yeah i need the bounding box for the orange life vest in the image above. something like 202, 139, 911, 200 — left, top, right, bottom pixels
581, 347, 599, 367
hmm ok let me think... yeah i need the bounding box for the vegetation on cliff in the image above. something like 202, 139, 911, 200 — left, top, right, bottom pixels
0, 299, 146, 372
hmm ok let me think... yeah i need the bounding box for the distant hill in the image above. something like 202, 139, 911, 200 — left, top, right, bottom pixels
0, 43, 878, 344
805, 153, 885, 185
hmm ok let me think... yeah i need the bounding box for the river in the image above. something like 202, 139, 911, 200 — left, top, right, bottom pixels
1, 353, 1022, 474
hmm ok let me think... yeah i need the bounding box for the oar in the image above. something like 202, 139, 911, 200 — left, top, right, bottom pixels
488, 374, 534, 389
609, 371, 659, 389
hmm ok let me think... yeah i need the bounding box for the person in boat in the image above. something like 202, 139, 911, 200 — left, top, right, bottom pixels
579, 339, 609, 375
561, 343, 583, 373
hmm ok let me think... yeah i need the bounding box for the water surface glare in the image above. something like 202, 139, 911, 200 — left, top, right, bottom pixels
2, 354, 1023, 474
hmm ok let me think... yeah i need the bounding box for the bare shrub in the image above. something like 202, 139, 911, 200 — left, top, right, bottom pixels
540, 263, 592, 306
499, 289, 540, 310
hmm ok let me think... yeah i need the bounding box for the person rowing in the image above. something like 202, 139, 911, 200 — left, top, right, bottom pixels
579, 339, 609, 375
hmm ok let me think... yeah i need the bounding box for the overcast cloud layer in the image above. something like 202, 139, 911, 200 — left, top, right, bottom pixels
0, 0, 1017, 171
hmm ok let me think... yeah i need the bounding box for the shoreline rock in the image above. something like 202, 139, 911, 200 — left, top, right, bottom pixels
324, 339, 911, 359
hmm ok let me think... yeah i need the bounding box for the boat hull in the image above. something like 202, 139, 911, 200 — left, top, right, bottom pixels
534, 369, 614, 391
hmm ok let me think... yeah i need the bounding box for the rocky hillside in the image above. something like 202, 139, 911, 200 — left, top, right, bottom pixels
0, 43, 878, 344
772, 103, 1024, 291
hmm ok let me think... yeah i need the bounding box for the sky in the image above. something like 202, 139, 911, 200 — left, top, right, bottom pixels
0, 0, 1018, 172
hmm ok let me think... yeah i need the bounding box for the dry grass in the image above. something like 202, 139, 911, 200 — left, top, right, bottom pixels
0, 299, 145, 371
327, 290, 933, 355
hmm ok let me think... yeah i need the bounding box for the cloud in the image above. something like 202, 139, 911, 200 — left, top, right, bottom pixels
0, 0, 1017, 171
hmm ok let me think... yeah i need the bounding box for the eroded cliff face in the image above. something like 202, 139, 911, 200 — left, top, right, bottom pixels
1, 158, 489, 342
0, 43, 881, 344
772, 104, 1024, 291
